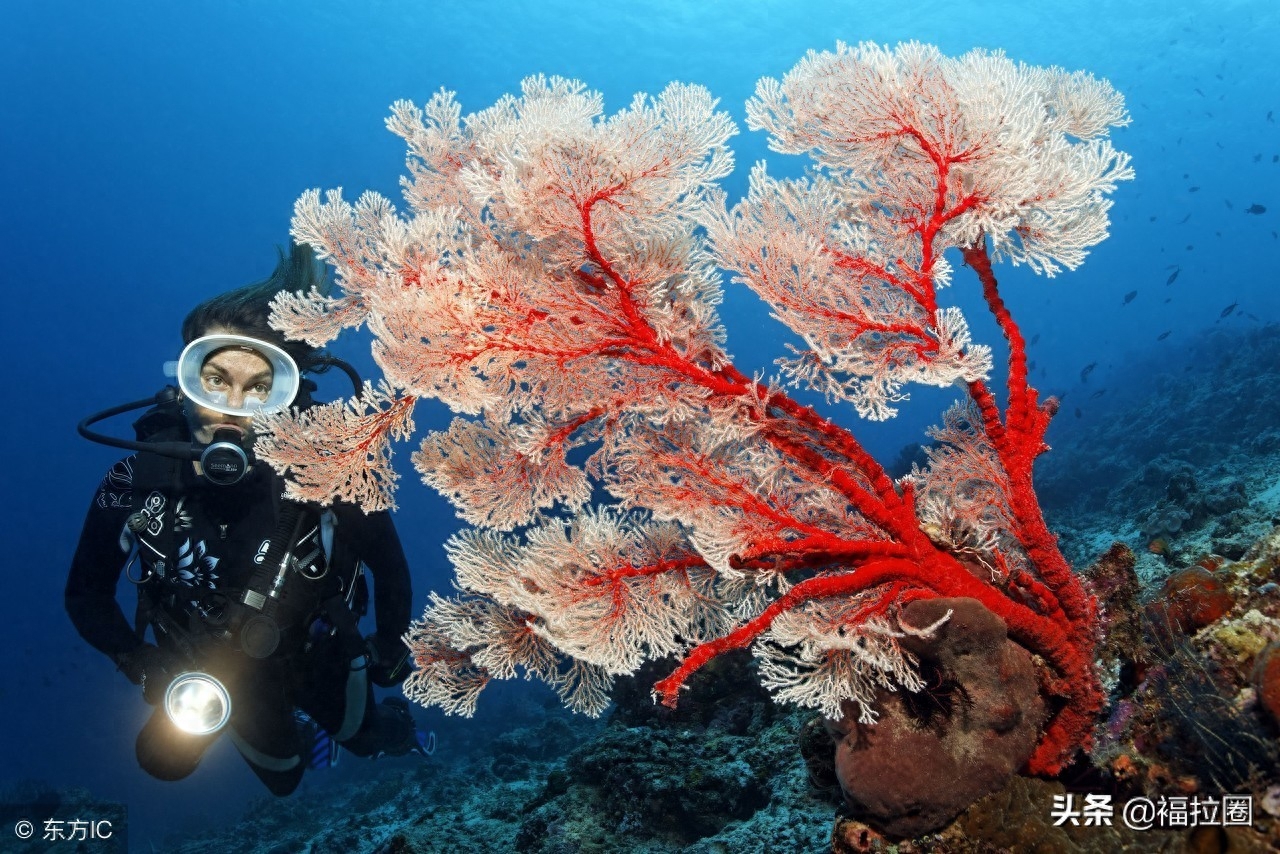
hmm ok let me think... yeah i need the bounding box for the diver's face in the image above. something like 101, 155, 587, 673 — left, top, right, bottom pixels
183, 347, 274, 444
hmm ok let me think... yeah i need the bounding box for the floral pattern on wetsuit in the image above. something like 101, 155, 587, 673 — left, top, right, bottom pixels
96, 457, 134, 509
175, 536, 222, 613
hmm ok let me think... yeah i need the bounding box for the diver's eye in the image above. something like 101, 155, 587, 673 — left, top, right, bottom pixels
248, 382, 272, 399
202, 373, 227, 390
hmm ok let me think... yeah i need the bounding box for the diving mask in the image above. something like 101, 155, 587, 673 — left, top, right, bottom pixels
174, 334, 300, 417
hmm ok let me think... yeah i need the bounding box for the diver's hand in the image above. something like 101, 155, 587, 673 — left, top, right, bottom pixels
114, 644, 172, 705
365, 633, 411, 688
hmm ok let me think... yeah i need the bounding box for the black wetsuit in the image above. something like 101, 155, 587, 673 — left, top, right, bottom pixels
65, 453, 414, 795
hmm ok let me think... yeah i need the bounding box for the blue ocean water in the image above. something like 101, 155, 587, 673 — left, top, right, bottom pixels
2, 0, 1277, 850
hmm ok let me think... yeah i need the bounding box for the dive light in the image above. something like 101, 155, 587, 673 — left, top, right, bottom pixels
164, 672, 232, 735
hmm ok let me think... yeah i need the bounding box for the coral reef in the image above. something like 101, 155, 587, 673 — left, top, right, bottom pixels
831, 774, 1277, 853
1039, 324, 1280, 571
1089, 525, 1280, 842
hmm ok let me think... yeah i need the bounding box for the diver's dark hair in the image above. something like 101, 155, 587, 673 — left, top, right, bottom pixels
181, 242, 329, 369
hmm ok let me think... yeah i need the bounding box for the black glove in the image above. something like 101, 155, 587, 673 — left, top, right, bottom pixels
365, 633, 411, 688
114, 643, 173, 705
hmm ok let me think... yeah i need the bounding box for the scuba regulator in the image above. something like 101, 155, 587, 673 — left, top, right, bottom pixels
77, 334, 362, 487
80, 388, 264, 485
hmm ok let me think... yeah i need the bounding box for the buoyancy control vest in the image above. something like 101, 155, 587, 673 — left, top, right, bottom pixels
125, 398, 368, 664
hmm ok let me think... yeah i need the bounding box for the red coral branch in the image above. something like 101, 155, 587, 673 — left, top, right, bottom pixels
570, 181, 1099, 774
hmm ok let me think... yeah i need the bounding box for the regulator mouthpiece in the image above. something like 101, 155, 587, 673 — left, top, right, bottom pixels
200, 428, 251, 486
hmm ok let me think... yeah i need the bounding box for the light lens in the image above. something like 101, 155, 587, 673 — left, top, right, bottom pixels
164, 672, 232, 735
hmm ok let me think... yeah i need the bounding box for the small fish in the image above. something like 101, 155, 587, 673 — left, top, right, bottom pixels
1080, 362, 1097, 382
1219, 302, 1238, 318
1189, 186, 1200, 192
1225, 199, 1233, 210
1194, 88, 1204, 97
1269, 111, 1275, 122
1255, 154, 1263, 163
1029, 333, 1040, 346
1157, 330, 1172, 340
1246, 204, 1267, 215
1027, 360, 1037, 373
1074, 408, 1083, 419
1090, 389, 1107, 399
1166, 268, 1180, 285
1123, 290, 1137, 304
1177, 214, 1191, 224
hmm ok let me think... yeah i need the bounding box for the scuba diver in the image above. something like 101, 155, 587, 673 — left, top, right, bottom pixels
66, 244, 434, 796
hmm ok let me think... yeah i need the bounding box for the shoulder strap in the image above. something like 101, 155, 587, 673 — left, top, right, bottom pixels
127, 451, 185, 572
127, 450, 185, 640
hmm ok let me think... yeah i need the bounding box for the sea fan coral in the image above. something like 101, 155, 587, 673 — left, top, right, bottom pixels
256, 42, 1132, 775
